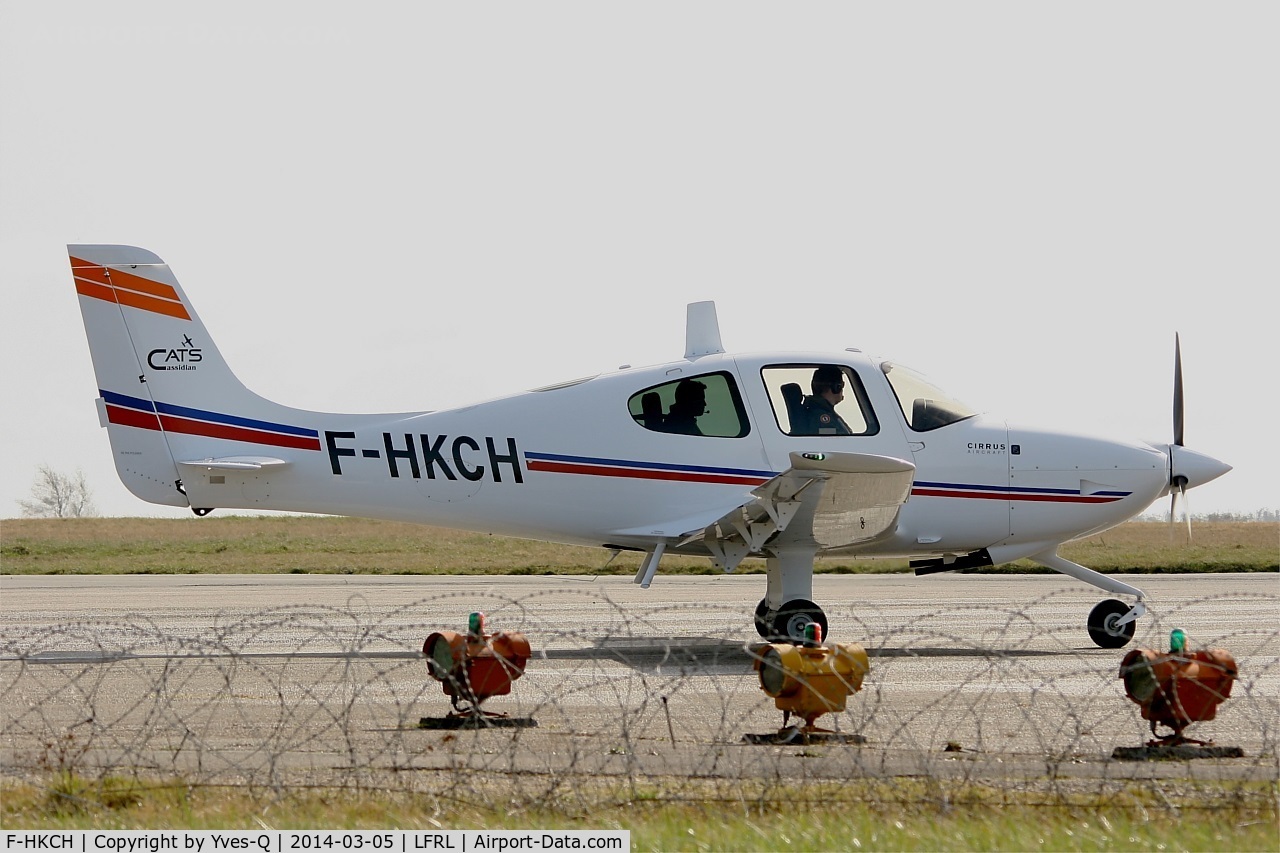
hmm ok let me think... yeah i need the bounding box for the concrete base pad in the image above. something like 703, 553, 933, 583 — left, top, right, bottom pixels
1112, 744, 1245, 761
419, 715, 538, 730
743, 729, 867, 746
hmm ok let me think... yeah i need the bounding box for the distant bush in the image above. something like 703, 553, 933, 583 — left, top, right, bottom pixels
16, 465, 97, 519
1136, 508, 1279, 523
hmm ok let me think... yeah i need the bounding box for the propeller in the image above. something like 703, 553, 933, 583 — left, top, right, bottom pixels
1173, 333, 1184, 448
1169, 333, 1192, 541
1169, 478, 1191, 542
1153, 333, 1230, 537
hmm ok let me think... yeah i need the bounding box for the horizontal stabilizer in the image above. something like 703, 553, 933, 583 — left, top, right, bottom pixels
609, 500, 750, 542
177, 456, 292, 471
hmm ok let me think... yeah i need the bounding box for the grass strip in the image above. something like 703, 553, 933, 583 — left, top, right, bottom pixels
3, 518, 1276, 576
2, 776, 1277, 851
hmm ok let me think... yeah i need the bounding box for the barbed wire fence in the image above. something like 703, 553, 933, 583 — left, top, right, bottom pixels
2, 590, 1277, 814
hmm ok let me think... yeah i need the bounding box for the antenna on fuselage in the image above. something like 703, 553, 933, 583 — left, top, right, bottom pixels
685, 301, 724, 359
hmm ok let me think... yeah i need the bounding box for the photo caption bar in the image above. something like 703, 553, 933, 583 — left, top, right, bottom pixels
1, 832, 629, 853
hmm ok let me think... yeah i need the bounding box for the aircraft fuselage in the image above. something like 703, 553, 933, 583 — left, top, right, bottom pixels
170, 349, 1168, 563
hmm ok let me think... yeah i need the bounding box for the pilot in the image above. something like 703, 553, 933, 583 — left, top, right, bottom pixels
663, 378, 707, 436
799, 366, 853, 435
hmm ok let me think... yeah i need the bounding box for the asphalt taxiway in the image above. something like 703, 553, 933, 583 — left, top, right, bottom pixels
2, 572, 1276, 786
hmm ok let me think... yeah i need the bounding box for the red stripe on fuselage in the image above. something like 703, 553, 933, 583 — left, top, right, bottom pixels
157, 415, 322, 450
528, 459, 767, 487
106, 404, 320, 451
105, 404, 161, 430
911, 487, 1119, 504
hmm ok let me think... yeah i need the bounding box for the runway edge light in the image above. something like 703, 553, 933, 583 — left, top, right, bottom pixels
1117, 628, 1238, 750
752, 623, 869, 738
422, 612, 532, 725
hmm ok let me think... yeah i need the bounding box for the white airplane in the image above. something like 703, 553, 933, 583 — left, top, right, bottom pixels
70, 244, 1232, 648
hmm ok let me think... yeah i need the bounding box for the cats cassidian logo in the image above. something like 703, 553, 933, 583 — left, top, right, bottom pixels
148, 334, 202, 371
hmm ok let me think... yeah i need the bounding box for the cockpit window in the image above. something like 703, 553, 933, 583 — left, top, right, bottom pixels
882, 362, 977, 431
628, 371, 750, 438
761, 364, 879, 436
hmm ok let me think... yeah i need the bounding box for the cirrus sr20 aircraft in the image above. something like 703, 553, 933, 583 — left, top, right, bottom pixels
70, 245, 1231, 648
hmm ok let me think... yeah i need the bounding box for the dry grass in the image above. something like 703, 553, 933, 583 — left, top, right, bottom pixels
2, 776, 1276, 850
1040, 520, 1280, 573
0, 516, 1275, 575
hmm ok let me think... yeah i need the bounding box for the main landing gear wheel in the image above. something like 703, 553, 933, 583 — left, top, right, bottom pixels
754, 599, 771, 639
772, 599, 828, 643
1088, 598, 1137, 649
754, 599, 830, 642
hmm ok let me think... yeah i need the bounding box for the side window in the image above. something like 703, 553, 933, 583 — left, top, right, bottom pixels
761, 364, 879, 437
628, 372, 751, 438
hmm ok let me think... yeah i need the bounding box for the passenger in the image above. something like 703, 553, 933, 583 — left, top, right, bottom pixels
799, 366, 853, 435
663, 379, 707, 435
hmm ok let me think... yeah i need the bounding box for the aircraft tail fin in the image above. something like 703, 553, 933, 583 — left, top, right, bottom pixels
70, 245, 321, 508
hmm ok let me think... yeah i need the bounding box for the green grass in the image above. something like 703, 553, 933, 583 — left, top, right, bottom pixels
1, 517, 1276, 576
2, 777, 1277, 850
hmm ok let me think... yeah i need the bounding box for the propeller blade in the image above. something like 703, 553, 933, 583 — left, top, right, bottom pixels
1168, 480, 1192, 543
1182, 484, 1192, 542
1173, 333, 1184, 447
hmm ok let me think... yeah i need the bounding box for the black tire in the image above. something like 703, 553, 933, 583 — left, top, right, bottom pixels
754, 599, 771, 639
1088, 598, 1136, 648
771, 599, 828, 643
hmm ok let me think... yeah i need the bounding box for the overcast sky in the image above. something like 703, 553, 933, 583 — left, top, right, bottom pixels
2, 3, 1276, 521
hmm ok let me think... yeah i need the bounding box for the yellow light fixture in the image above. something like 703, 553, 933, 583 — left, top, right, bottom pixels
754, 623, 869, 734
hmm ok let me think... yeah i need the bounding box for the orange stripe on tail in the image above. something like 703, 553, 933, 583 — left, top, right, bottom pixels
114, 287, 191, 319
75, 279, 118, 305
70, 256, 191, 320
106, 265, 183, 303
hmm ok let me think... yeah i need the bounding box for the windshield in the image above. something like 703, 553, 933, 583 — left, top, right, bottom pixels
881, 362, 977, 431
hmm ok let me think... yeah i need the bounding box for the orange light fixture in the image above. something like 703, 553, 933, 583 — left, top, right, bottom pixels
424, 612, 531, 718
1119, 628, 1237, 746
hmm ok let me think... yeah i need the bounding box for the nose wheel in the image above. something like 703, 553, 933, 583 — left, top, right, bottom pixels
755, 598, 828, 642
1088, 598, 1138, 648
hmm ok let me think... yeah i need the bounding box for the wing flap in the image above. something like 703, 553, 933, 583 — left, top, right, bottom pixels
609, 451, 915, 585
701, 451, 915, 567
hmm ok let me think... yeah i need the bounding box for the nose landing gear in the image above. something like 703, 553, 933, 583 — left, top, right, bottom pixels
1088, 598, 1144, 649
1029, 549, 1147, 649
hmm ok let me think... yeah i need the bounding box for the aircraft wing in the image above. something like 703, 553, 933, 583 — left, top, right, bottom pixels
690, 451, 916, 570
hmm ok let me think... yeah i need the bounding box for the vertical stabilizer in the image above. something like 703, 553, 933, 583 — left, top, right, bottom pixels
72, 246, 189, 506
70, 245, 321, 509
